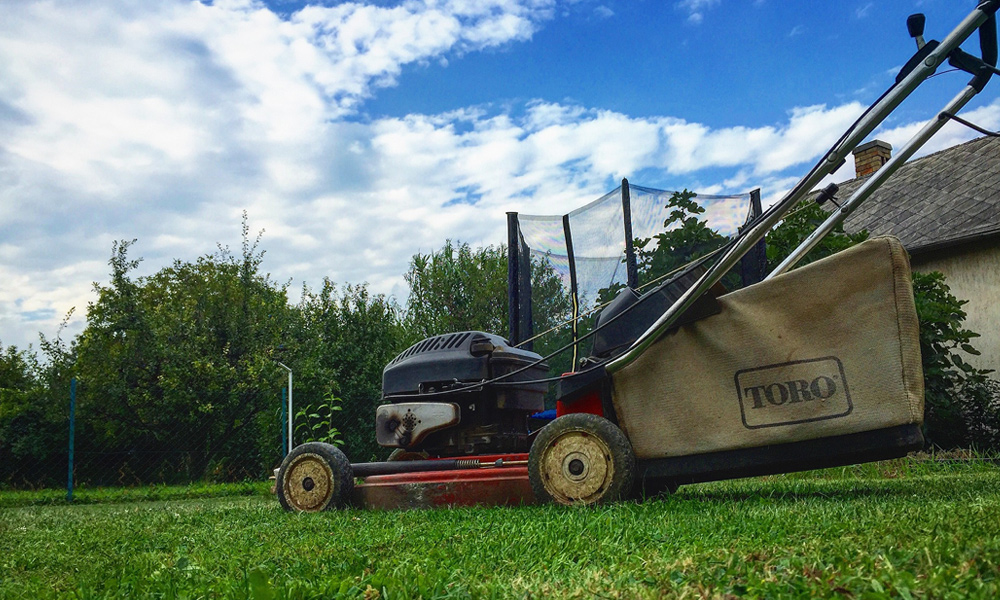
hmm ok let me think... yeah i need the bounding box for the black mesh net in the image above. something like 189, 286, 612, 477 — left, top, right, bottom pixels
508, 181, 760, 376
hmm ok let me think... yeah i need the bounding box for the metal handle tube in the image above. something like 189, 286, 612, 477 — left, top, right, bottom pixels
767, 84, 981, 279
606, 5, 993, 375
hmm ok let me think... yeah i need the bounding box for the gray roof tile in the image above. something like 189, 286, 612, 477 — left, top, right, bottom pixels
834, 136, 1000, 252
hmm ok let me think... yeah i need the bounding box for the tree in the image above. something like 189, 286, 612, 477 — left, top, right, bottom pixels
765, 200, 869, 272
293, 280, 408, 461
73, 218, 296, 484
634, 190, 730, 288
404, 240, 509, 339
0, 341, 59, 487
403, 240, 572, 382
596, 190, 735, 311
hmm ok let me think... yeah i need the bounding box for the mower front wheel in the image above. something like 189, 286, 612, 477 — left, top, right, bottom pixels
277, 442, 354, 512
529, 413, 635, 506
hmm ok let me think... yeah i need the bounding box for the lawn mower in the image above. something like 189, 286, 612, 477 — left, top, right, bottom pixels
276, 2, 999, 511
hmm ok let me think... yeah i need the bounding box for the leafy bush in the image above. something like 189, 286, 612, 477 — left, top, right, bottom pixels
0, 340, 71, 488
913, 271, 999, 450
633, 189, 730, 288
765, 200, 870, 271
294, 393, 344, 447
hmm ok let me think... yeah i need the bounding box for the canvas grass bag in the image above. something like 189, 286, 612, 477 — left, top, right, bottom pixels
611, 236, 924, 459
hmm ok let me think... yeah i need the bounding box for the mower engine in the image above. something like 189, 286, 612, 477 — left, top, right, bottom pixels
377, 331, 548, 457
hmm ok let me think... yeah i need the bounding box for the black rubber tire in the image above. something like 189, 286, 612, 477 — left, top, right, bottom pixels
276, 442, 354, 512
529, 413, 636, 506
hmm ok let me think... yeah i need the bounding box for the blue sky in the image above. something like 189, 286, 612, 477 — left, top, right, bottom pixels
1, 0, 998, 352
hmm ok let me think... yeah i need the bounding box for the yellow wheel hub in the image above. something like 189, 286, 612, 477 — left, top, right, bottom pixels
281, 453, 335, 512
538, 430, 614, 505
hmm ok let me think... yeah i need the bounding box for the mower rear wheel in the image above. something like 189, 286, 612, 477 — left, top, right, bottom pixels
529, 413, 635, 506
277, 442, 354, 512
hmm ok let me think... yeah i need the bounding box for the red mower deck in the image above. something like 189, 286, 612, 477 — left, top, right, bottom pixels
352, 454, 536, 510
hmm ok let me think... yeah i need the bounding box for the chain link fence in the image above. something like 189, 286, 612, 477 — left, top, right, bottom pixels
0, 376, 391, 495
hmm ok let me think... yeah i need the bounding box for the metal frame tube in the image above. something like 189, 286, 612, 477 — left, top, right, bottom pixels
768, 85, 980, 279
607, 4, 994, 374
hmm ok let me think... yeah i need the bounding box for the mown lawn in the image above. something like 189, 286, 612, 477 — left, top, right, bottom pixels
1, 458, 998, 599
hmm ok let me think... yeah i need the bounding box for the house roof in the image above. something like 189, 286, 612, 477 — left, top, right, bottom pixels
836, 135, 1000, 255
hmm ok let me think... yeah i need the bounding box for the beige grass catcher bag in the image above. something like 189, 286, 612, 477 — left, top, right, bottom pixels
611, 236, 924, 460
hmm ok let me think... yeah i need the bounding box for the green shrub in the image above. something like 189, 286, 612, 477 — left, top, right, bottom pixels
914, 270, 999, 450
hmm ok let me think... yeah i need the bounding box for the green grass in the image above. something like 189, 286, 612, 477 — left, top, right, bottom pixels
0, 481, 272, 509
1, 458, 998, 599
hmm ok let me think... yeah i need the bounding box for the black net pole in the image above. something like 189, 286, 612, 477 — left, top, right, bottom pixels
517, 232, 534, 351
562, 214, 580, 368
740, 188, 767, 286
506, 212, 521, 345
621, 178, 639, 289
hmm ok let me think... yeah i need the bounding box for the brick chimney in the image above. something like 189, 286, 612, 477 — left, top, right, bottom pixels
852, 140, 892, 178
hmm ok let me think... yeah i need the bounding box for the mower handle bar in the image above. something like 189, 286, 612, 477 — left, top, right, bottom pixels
606, 1, 999, 374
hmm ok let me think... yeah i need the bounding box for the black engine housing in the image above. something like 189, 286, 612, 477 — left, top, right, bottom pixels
381, 331, 548, 456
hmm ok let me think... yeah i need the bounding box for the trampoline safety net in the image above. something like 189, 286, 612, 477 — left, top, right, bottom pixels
507, 179, 764, 376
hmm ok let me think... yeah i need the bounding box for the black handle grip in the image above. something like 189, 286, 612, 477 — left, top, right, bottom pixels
907, 14, 925, 39
980, 13, 998, 67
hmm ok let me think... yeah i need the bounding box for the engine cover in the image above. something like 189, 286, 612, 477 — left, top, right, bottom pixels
380, 331, 548, 456
383, 331, 543, 400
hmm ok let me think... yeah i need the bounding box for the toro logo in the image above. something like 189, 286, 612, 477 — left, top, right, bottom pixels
735, 356, 853, 429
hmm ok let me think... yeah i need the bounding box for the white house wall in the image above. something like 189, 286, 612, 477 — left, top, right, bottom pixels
912, 239, 1000, 374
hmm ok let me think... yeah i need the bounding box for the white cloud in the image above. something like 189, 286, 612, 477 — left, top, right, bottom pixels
2, 0, 996, 353
676, 0, 720, 24
0, 0, 556, 350
873, 98, 1000, 158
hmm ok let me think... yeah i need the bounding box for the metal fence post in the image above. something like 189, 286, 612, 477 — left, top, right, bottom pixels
281, 386, 288, 456
275, 361, 293, 455
67, 378, 76, 503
